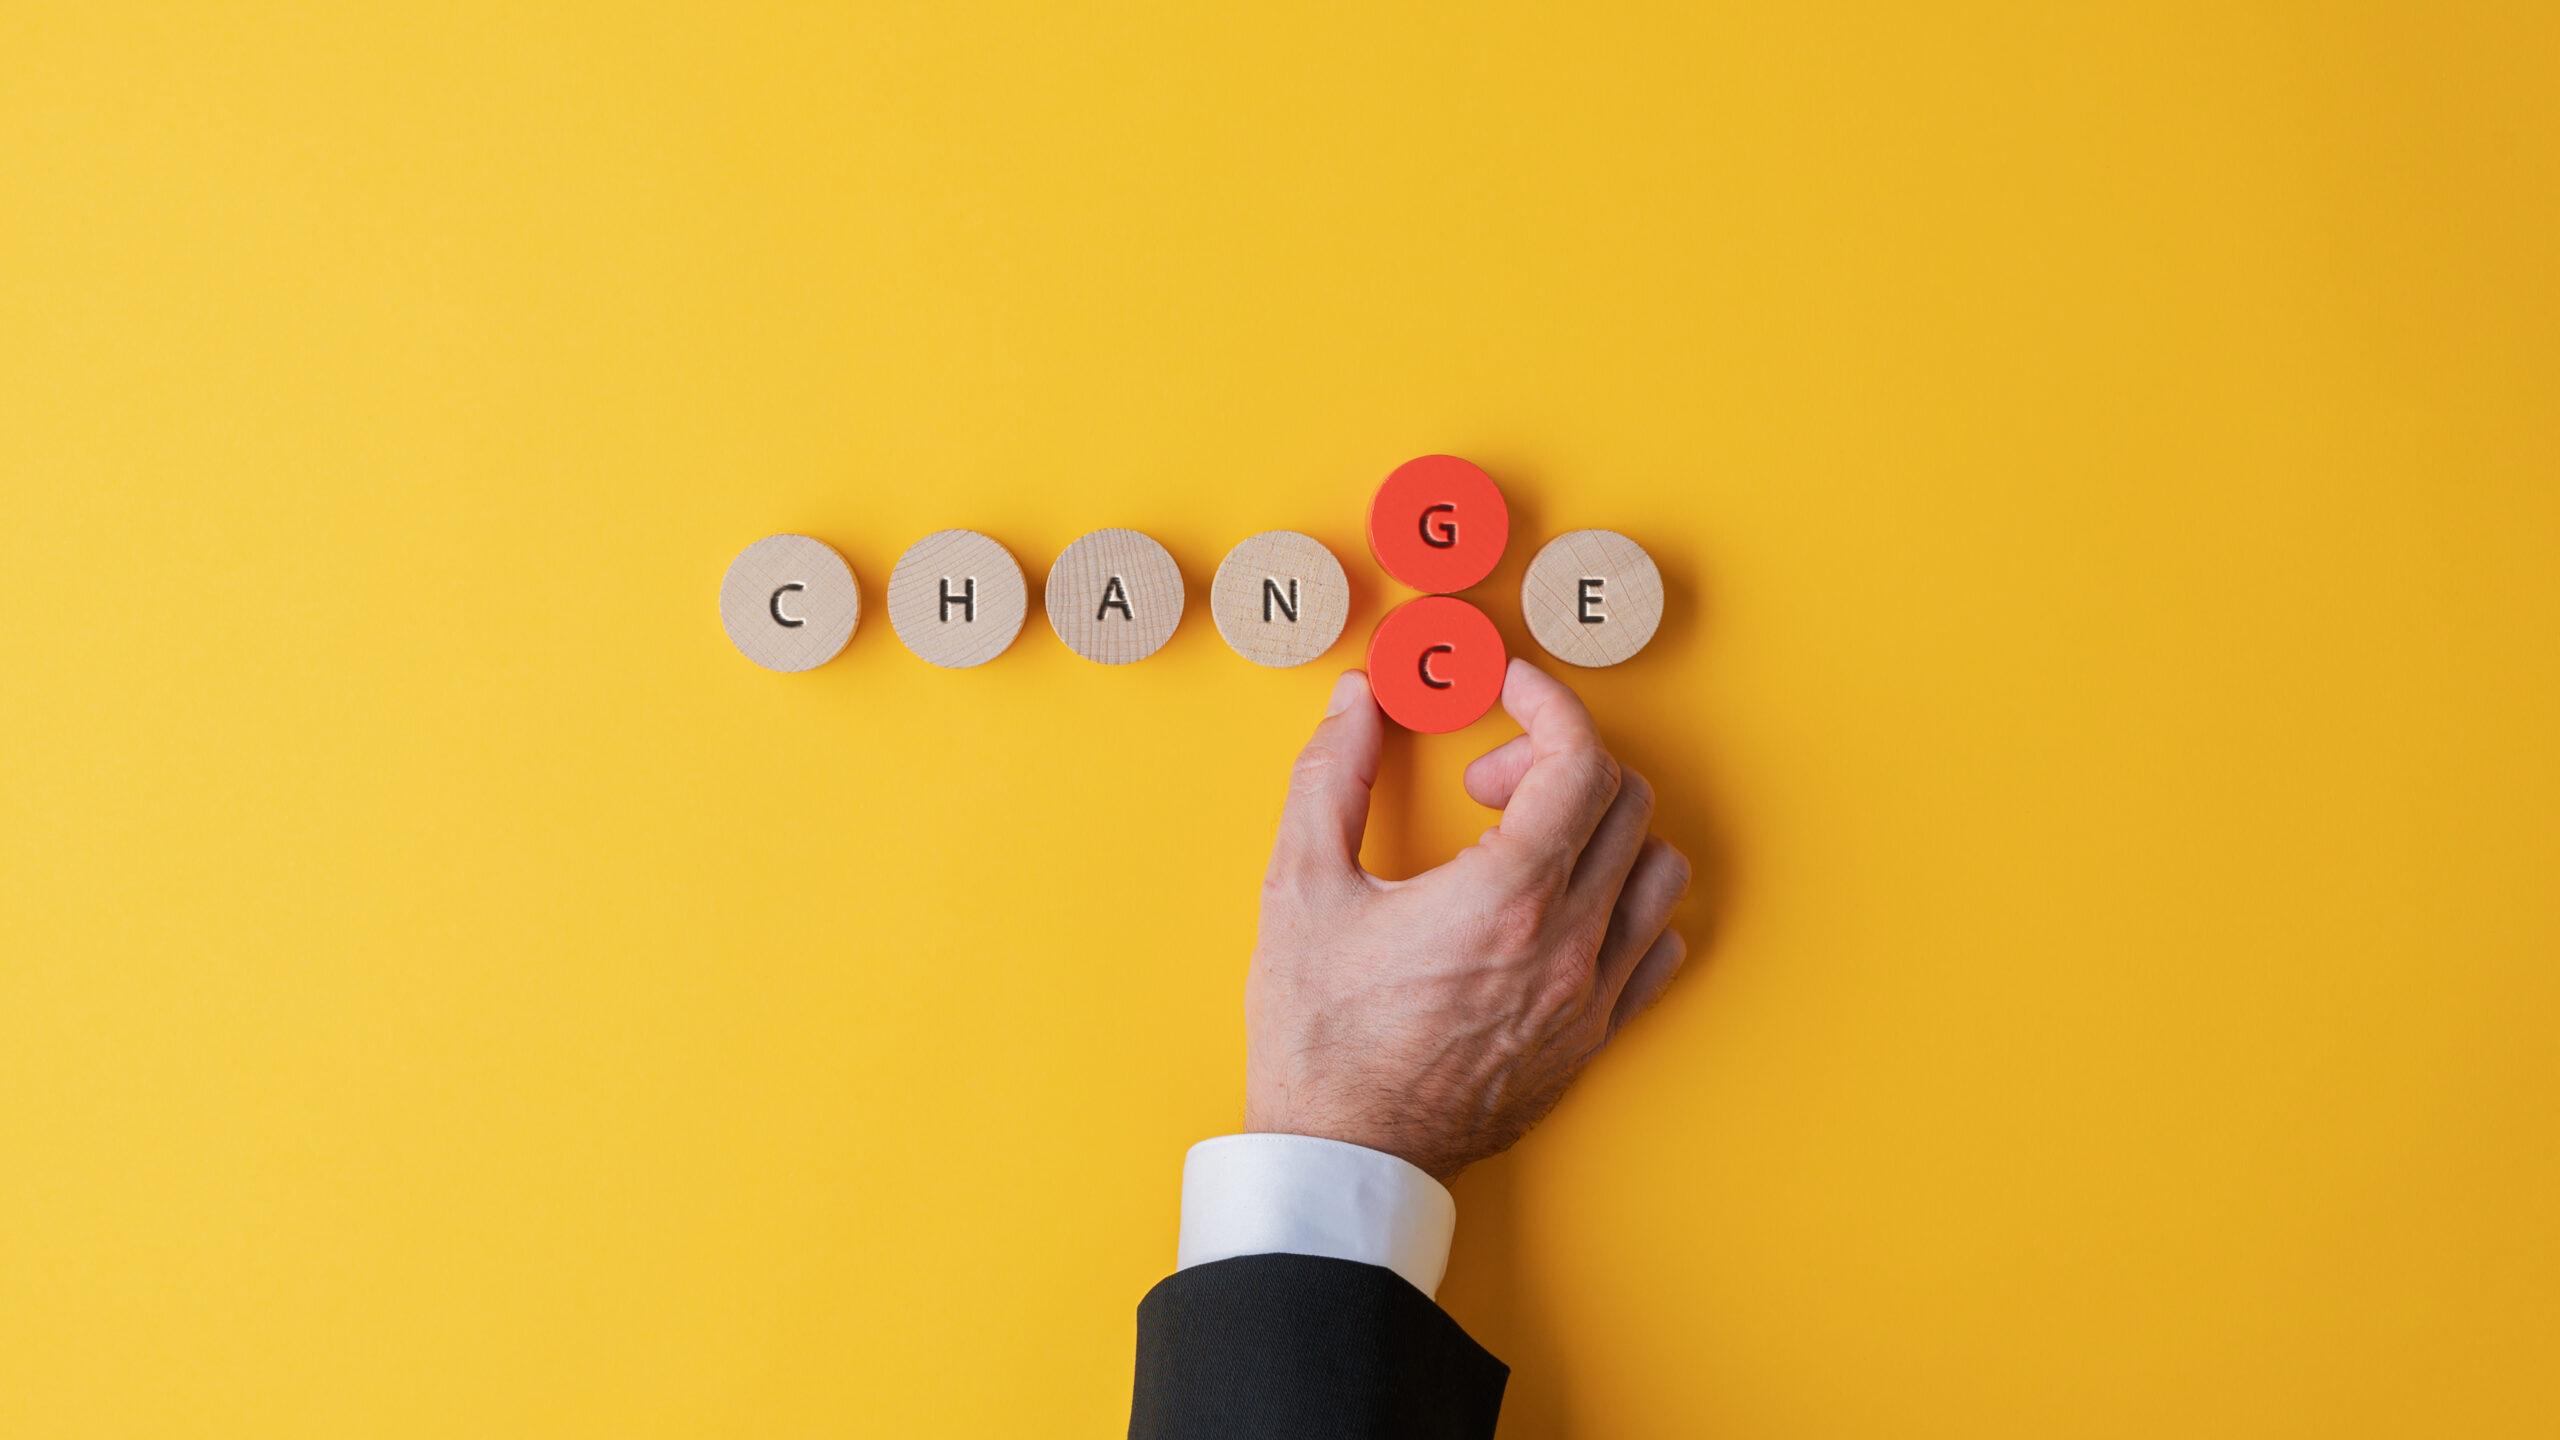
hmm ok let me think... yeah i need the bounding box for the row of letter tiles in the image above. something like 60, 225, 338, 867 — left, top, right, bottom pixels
718, 526, 1656, 678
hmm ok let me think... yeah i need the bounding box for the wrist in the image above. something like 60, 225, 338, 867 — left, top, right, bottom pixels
1241, 1106, 1464, 1183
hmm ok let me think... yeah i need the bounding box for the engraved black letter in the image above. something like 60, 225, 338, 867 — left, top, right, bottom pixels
1419, 643, 1456, 689
769, 582, 807, 628
1263, 577, 1299, 624
1097, 575, 1134, 621
1420, 503, 1459, 549
939, 576, 975, 623
1578, 576, 1606, 624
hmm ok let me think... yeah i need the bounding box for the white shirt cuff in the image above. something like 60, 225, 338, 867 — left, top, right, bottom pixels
1176, 1133, 1457, 1298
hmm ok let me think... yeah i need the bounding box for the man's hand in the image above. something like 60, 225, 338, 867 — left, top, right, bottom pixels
1244, 659, 1694, 1181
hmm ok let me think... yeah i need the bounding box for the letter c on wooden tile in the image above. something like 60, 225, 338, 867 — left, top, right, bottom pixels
720, 534, 861, 672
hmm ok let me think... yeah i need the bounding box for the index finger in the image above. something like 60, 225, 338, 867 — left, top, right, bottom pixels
1488, 658, 1622, 872
1271, 670, 1386, 885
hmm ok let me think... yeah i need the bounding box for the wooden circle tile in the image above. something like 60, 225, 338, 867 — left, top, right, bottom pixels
886, 529, 1028, 668
1522, 529, 1663, 667
1045, 528, 1185, 664
1367, 595, 1507, 733
719, 534, 860, 672
1367, 454, 1509, 594
1210, 531, 1350, 668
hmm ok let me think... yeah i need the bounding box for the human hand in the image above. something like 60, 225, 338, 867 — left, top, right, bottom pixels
1243, 659, 1694, 1181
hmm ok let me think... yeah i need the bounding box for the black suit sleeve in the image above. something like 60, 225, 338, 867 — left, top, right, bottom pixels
1128, 1253, 1508, 1440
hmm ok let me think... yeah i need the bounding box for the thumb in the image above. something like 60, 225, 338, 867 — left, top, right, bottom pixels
1271, 670, 1384, 882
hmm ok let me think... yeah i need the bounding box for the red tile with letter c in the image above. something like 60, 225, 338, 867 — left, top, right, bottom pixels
1367, 595, 1507, 733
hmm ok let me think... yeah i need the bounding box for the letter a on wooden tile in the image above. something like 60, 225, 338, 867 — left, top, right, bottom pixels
1210, 531, 1350, 668
720, 534, 861, 672
1045, 528, 1185, 664
887, 529, 1028, 668
1522, 529, 1663, 667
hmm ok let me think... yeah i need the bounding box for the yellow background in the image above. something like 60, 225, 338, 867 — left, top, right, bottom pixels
5, 3, 2555, 1435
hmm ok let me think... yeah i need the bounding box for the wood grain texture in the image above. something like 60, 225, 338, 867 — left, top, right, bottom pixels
1209, 531, 1350, 668
1044, 528, 1185, 664
886, 529, 1028, 668
1521, 529, 1662, 667
718, 534, 860, 672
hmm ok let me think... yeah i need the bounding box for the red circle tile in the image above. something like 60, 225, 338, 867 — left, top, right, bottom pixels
1368, 596, 1507, 733
1367, 455, 1509, 594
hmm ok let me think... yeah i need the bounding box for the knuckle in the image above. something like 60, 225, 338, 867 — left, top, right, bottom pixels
1487, 892, 1551, 949
1546, 944, 1599, 997
1577, 749, 1624, 804
1619, 768, 1655, 821
1288, 743, 1342, 795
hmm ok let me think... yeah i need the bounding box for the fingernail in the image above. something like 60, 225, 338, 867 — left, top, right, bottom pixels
1326, 671, 1364, 716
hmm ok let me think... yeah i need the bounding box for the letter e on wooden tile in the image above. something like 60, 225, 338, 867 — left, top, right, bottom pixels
1522, 529, 1662, 667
